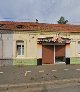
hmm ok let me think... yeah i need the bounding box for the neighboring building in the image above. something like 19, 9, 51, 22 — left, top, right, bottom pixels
0, 21, 80, 66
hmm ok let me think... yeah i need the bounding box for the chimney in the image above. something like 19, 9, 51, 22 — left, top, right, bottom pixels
36, 19, 38, 23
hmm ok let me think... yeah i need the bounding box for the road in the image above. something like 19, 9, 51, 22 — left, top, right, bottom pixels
0, 64, 80, 92
0, 64, 80, 84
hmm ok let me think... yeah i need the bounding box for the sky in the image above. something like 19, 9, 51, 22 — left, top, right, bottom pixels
0, 0, 80, 24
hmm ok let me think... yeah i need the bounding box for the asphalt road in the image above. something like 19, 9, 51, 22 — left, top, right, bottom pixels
0, 64, 80, 85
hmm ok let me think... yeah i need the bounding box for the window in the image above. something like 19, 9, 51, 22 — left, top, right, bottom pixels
78, 41, 80, 54
16, 41, 24, 57
16, 25, 24, 29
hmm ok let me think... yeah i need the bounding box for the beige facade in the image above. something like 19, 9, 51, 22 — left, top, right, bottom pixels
0, 21, 80, 65
69, 33, 80, 64
12, 32, 38, 65
0, 30, 79, 66
12, 31, 80, 65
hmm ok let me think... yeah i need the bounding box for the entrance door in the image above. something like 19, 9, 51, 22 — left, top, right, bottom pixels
55, 45, 65, 63
42, 45, 54, 64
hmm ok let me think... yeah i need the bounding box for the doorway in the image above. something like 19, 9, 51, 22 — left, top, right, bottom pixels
42, 45, 54, 64
55, 45, 65, 63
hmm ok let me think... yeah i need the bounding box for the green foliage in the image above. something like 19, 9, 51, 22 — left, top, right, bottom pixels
57, 16, 68, 24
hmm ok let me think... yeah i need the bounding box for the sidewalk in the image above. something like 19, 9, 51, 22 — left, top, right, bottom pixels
0, 78, 80, 92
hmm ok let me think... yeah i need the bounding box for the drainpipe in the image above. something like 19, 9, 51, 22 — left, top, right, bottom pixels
1, 34, 3, 59
54, 45, 55, 64
1, 34, 3, 66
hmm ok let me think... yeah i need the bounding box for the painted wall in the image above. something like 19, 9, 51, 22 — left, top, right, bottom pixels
27, 34, 37, 58
65, 43, 70, 58
0, 30, 80, 65
0, 33, 13, 59
70, 33, 80, 64
0, 33, 13, 66
2, 34, 13, 59
37, 33, 80, 64
37, 44, 42, 59
13, 32, 37, 65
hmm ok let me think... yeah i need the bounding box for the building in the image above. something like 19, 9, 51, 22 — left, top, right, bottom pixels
0, 21, 80, 66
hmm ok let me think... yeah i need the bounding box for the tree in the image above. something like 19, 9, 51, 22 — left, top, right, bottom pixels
57, 16, 68, 24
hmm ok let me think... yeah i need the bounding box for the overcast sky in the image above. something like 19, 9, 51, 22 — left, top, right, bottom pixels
0, 0, 80, 24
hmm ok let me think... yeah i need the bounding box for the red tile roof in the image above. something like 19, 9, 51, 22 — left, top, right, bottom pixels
0, 21, 80, 32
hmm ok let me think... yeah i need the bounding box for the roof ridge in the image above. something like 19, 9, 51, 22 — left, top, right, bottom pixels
0, 21, 79, 32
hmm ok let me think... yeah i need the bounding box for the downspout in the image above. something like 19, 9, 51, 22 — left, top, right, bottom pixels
54, 45, 55, 64
1, 33, 3, 66
1, 34, 3, 59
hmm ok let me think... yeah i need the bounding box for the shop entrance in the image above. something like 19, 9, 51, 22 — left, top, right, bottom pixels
55, 45, 65, 63
42, 45, 65, 64
38, 37, 70, 65
42, 45, 54, 64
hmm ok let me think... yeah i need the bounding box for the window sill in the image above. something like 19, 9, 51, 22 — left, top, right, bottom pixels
16, 56, 25, 59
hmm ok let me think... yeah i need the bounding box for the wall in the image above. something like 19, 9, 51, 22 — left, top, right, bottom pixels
70, 33, 80, 64
0, 32, 13, 66
65, 43, 70, 58
13, 32, 37, 65
2, 34, 13, 59
0, 31, 38, 66
37, 43, 42, 59
1, 30, 80, 65
37, 32, 80, 64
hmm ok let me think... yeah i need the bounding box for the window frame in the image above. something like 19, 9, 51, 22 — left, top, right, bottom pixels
78, 41, 80, 54
16, 41, 24, 57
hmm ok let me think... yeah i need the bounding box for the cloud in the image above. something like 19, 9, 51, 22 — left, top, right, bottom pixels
0, 0, 80, 24
0, 16, 6, 21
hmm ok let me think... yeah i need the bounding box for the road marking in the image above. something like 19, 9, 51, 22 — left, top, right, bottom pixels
52, 70, 57, 72
64, 69, 69, 71
26, 71, 31, 73
25, 71, 27, 76
39, 70, 44, 73
76, 69, 80, 71
25, 71, 31, 76
0, 72, 3, 74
